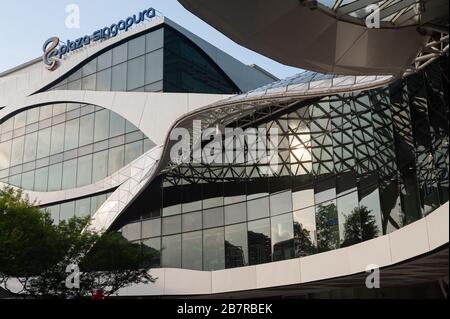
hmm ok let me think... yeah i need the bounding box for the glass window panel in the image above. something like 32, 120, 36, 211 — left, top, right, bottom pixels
62, 159, 77, 189
34, 166, 48, 192
203, 207, 224, 229
26, 108, 40, 125
163, 186, 182, 217
203, 227, 225, 271
39, 105, 53, 121
94, 110, 110, 142
293, 206, 317, 257
270, 190, 293, 216
224, 202, 247, 225
82, 59, 97, 77
75, 198, 91, 217
112, 43, 128, 65
97, 50, 112, 70
315, 200, 339, 252
337, 191, 360, 246
96, 68, 111, 91
23, 132, 38, 163
292, 188, 315, 212
14, 112, 26, 129
0, 140, 11, 170
162, 215, 181, 235
47, 162, 63, 191
128, 36, 146, 59
21, 170, 34, 190
92, 150, 108, 181
271, 213, 295, 261
78, 113, 94, 146
182, 211, 202, 232
127, 56, 145, 90
248, 218, 271, 265
60, 201, 75, 221
182, 231, 203, 270
50, 123, 65, 155
161, 234, 181, 268
142, 218, 161, 238
109, 112, 125, 137
182, 183, 202, 213
142, 237, 161, 268
122, 222, 141, 241
37, 127, 51, 159
146, 28, 163, 52
145, 49, 163, 84
107, 145, 124, 175
144, 139, 155, 152
125, 120, 139, 134
10, 136, 24, 166
247, 197, 270, 221
225, 223, 248, 268
124, 140, 143, 165
77, 154, 92, 187
111, 62, 127, 91
202, 182, 223, 209
64, 119, 79, 151
81, 74, 96, 90
359, 188, 382, 239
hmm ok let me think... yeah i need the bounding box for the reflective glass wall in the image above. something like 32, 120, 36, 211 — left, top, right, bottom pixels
113, 57, 448, 272
49, 25, 239, 94
0, 103, 155, 191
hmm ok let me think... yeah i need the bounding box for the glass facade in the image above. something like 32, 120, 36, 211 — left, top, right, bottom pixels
0, 103, 155, 191
114, 58, 448, 271
49, 25, 239, 95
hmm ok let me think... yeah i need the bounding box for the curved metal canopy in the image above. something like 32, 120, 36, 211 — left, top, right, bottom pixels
178, 0, 448, 76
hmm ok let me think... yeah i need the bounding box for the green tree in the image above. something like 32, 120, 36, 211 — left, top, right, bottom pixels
315, 203, 340, 253
341, 206, 379, 247
0, 187, 157, 298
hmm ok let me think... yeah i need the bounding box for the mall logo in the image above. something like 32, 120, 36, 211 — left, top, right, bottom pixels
43, 7, 156, 70
170, 121, 280, 175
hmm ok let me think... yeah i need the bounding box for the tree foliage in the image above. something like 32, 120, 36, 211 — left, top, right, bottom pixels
341, 206, 379, 247
0, 187, 157, 298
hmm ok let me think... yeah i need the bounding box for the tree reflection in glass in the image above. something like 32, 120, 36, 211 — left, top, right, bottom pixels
341, 206, 379, 247
315, 203, 339, 252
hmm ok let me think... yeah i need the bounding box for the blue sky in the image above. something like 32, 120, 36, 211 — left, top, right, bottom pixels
0, 0, 301, 78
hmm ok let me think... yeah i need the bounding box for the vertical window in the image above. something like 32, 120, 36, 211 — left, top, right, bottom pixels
225, 223, 248, 268
64, 119, 80, 151
109, 112, 125, 137
79, 113, 95, 146
97, 50, 112, 71
293, 206, 317, 257
23, 132, 38, 163
111, 62, 127, 91
161, 234, 181, 268
145, 49, 164, 84
50, 123, 65, 155
128, 35, 146, 59
124, 141, 142, 165
96, 69, 112, 91
10, 136, 25, 166
248, 218, 271, 265
94, 110, 110, 142
62, 159, 77, 189
21, 171, 35, 190
75, 198, 91, 217
0, 140, 11, 169
182, 231, 203, 270
203, 227, 225, 271
127, 56, 145, 90
142, 238, 161, 268
60, 201, 75, 221
92, 150, 108, 181
112, 43, 128, 65
108, 145, 124, 175
37, 127, 51, 159
34, 166, 48, 192
271, 213, 295, 261
47, 163, 63, 191
76, 154, 92, 187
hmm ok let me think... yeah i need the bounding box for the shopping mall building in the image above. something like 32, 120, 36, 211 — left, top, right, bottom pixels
0, 1, 448, 298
